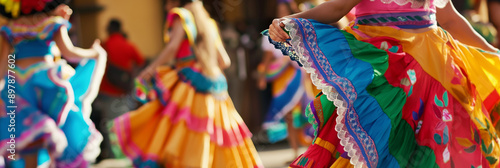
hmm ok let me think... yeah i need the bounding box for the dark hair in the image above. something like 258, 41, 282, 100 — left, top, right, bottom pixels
0, 0, 70, 19
107, 19, 122, 34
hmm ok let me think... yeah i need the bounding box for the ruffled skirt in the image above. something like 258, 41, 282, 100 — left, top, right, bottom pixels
0, 55, 105, 167
109, 66, 263, 168
263, 60, 316, 143
265, 18, 500, 168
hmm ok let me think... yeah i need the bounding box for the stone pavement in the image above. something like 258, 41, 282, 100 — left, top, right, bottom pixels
91, 142, 308, 168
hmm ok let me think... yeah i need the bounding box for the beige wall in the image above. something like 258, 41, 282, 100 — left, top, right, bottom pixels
96, 0, 165, 58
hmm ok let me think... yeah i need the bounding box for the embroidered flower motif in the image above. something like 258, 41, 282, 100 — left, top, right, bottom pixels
442, 109, 452, 122
407, 69, 417, 85
405, 69, 417, 97
412, 99, 424, 120
415, 120, 423, 134
380, 41, 389, 50
457, 136, 477, 153
435, 91, 452, 122
443, 146, 450, 163
434, 123, 449, 145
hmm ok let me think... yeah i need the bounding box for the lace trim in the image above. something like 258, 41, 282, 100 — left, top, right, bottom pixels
372, 0, 449, 9
282, 19, 368, 168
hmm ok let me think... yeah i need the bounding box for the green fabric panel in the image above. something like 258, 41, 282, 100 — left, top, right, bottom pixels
320, 94, 335, 128
340, 31, 438, 168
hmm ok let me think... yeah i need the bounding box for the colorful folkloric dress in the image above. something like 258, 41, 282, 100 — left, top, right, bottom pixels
264, 0, 500, 167
260, 37, 316, 143
0, 16, 105, 167
108, 7, 263, 168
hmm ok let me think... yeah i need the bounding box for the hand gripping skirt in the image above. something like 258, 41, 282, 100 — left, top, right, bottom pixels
264, 18, 500, 168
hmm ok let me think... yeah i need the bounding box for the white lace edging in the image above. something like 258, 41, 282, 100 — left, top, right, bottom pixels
282, 18, 369, 168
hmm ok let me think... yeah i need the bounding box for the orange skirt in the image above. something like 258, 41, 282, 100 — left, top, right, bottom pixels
109, 66, 263, 168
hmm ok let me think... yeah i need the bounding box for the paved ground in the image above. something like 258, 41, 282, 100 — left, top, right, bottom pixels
256, 143, 307, 168
91, 142, 308, 168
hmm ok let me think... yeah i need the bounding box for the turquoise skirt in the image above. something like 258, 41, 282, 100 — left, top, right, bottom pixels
0, 55, 105, 167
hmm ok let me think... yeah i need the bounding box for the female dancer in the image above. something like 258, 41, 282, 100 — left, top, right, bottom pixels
0, 0, 105, 167
258, 0, 316, 160
266, 0, 500, 167
108, 0, 263, 167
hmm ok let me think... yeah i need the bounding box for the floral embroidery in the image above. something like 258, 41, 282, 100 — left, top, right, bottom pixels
407, 70, 417, 85
406, 69, 416, 96
434, 91, 452, 122
412, 99, 424, 120
443, 146, 450, 163
264, 18, 377, 168
380, 41, 389, 50
434, 124, 449, 145
415, 120, 423, 134
457, 136, 477, 153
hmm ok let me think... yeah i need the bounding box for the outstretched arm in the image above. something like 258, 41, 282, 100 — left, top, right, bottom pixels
436, 0, 498, 52
216, 41, 231, 69
269, 0, 361, 42
54, 26, 99, 62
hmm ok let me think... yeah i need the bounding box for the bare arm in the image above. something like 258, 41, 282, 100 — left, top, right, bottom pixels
0, 39, 10, 79
211, 20, 231, 69
216, 42, 231, 69
0, 39, 9, 91
269, 0, 361, 42
54, 26, 99, 62
151, 19, 184, 67
436, 0, 498, 52
137, 19, 185, 80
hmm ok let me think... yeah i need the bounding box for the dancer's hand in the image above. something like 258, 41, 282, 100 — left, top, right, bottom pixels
138, 65, 156, 81
269, 18, 290, 42
53, 4, 73, 20
91, 39, 106, 58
